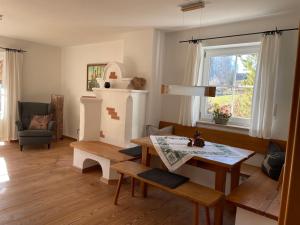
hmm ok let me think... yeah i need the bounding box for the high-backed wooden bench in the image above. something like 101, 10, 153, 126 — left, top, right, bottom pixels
71, 141, 135, 184
111, 161, 224, 225
227, 170, 280, 225
158, 121, 285, 225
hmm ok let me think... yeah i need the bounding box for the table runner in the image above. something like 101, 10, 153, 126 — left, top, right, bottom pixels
150, 135, 246, 171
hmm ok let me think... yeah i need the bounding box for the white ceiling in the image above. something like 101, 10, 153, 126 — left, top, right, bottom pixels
0, 0, 299, 46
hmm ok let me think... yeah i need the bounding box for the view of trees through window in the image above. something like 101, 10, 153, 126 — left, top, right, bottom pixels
205, 53, 258, 120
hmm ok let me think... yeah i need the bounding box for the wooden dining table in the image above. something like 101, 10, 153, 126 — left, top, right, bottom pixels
131, 136, 255, 225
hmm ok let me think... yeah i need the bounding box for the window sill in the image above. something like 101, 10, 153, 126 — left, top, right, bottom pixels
196, 121, 249, 135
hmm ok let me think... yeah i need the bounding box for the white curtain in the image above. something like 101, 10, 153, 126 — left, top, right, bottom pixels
0, 51, 23, 141
178, 43, 202, 126
249, 33, 281, 138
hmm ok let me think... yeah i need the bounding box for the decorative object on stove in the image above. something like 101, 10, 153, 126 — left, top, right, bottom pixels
103, 62, 131, 89
128, 77, 146, 90
104, 81, 111, 88
212, 104, 232, 125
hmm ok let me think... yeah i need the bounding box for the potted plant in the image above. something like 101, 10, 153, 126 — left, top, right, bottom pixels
212, 104, 232, 125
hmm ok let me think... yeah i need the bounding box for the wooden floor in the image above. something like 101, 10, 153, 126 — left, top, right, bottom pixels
0, 139, 235, 225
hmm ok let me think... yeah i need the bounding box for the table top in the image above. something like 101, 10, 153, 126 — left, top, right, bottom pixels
131, 136, 255, 168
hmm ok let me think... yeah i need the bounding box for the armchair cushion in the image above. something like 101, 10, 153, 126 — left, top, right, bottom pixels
18, 130, 53, 137
29, 115, 51, 130
18, 101, 53, 130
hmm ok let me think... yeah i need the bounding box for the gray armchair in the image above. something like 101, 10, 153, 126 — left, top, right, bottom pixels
16, 101, 55, 151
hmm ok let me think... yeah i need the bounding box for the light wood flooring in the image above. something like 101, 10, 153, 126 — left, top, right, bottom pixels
0, 139, 235, 225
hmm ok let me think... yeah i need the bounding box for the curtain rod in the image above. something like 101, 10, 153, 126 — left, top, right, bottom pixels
180, 27, 299, 44
0, 46, 27, 53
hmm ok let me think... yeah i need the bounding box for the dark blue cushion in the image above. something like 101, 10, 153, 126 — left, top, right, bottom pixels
261, 142, 285, 180
138, 168, 189, 189
119, 145, 142, 158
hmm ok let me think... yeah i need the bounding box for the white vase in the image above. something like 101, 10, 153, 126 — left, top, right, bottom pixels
97, 78, 105, 88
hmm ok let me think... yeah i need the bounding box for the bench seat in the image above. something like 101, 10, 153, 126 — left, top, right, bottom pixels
111, 161, 224, 225
227, 170, 280, 221
71, 141, 135, 184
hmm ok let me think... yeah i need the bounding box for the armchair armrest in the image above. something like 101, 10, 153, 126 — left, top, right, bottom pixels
15, 121, 24, 131
48, 120, 56, 131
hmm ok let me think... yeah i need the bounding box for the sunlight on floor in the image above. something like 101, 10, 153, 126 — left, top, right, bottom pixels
0, 157, 10, 183
0, 142, 5, 146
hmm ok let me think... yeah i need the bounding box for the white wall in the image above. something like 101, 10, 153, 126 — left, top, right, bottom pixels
161, 13, 299, 140
0, 36, 61, 102
122, 29, 155, 83
122, 29, 165, 126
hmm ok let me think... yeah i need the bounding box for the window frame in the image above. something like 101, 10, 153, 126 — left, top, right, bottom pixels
199, 43, 261, 128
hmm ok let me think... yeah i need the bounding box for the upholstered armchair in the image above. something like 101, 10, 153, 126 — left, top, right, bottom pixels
16, 101, 56, 151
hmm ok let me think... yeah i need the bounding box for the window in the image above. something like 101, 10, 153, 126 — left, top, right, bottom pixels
200, 44, 261, 127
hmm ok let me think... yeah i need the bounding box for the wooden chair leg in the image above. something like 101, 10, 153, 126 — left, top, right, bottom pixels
131, 177, 135, 197
20, 145, 23, 151
194, 202, 199, 225
114, 173, 124, 205
205, 207, 211, 225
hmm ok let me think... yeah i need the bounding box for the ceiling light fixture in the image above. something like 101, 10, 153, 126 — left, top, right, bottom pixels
180, 0, 205, 12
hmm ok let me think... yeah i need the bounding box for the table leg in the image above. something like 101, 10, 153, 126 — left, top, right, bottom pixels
114, 173, 124, 205
141, 146, 150, 198
214, 169, 226, 225
230, 164, 241, 220
230, 164, 241, 192
131, 177, 135, 197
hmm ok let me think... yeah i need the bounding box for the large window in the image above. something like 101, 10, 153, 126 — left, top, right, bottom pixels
200, 44, 260, 127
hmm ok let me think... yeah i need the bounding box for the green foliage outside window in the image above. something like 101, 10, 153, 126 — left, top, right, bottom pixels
207, 54, 257, 119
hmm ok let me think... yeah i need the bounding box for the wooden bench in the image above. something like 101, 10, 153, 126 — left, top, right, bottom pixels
71, 141, 135, 184
157, 121, 284, 224
227, 170, 280, 225
111, 161, 224, 225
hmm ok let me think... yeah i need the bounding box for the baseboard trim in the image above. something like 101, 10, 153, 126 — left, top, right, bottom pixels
62, 135, 77, 141
100, 177, 118, 185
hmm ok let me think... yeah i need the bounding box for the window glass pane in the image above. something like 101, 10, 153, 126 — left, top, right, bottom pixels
209, 55, 236, 86
236, 54, 257, 87
206, 87, 233, 114
202, 46, 259, 125
232, 87, 254, 118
